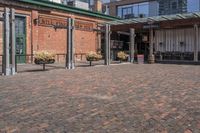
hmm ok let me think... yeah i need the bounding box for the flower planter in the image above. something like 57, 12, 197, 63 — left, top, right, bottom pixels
117, 51, 128, 63
34, 59, 55, 71
34, 59, 55, 65
34, 51, 56, 71
86, 51, 102, 66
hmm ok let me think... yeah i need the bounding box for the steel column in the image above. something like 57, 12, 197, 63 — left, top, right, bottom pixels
0, 12, 3, 74
130, 28, 135, 63
148, 28, 155, 64
71, 18, 75, 69
66, 18, 75, 69
66, 18, 71, 69
150, 29, 154, 56
3, 8, 10, 75
10, 8, 16, 75
105, 24, 111, 65
194, 24, 199, 62
108, 25, 111, 65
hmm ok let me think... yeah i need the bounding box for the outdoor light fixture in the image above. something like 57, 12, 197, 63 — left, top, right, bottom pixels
180, 41, 185, 47
33, 18, 38, 25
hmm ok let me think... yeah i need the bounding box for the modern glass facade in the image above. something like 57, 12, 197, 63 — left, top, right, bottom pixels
117, 2, 150, 19
117, 0, 200, 19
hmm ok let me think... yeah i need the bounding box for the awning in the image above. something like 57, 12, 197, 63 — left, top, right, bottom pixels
105, 12, 200, 26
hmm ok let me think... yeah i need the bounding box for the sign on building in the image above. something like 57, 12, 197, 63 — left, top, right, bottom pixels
38, 16, 68, 27
75, 20, 94, 31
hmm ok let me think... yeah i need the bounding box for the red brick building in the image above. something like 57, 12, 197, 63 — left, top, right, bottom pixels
0, 0, 117, 64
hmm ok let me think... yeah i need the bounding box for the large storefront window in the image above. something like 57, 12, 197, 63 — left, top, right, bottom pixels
117, 2, 149, 19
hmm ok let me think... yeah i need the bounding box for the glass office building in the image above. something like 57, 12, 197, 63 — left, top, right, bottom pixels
117, 0, 200, 19
117, 2, 151, 19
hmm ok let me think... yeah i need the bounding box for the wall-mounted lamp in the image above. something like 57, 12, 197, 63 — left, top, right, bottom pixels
33, 18, 38, 25
179, 42, 185, 47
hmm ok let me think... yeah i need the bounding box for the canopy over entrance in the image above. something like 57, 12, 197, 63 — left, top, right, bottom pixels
106, 12, 200, 32
106, 12, 200, 26
105, 12, 200, 64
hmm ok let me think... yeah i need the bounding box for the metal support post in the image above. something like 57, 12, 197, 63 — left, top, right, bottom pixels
148, 28, 155, 64
71, 18, 75, 69
10, 8, 16, 75
3, 8, 11, 75
66, 18, 71, 69
108, 25, 111, 65
130, 28, 135, 63
194, 24, 199, 62
105, 24, 111, 65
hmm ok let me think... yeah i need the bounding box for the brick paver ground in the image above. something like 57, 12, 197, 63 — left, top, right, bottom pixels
0, 64, 200, 133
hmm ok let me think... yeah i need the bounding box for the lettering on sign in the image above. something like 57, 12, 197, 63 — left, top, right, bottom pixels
38, 16, 68, 27
143, 24, 160, 29
75, 20, 94, 31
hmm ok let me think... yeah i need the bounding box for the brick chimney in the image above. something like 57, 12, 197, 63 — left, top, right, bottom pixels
94, 0, 102, 13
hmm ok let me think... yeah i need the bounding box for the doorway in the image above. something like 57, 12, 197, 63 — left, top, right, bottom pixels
135, 32, 149, 61
15, 16, 26, 64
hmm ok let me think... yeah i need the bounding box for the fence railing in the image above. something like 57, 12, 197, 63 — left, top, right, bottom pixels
0, 53, 87, 73
154, 52, 199, 61
0, 53, 87, 64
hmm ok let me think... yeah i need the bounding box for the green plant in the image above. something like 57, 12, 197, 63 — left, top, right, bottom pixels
117, 51, 128, 62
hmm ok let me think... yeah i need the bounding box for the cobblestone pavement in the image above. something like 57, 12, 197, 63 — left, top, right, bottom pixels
0, 64, 200, 133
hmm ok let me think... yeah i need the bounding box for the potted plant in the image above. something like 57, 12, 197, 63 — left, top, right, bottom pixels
117, 51, 128, 63
34, 51, 55, 70
86, 51, 102, 66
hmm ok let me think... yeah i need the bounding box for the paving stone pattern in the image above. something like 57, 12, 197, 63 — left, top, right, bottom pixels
0, 64, 200, 133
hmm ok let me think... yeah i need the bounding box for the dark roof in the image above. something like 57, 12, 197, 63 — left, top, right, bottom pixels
19, 0, 120, 21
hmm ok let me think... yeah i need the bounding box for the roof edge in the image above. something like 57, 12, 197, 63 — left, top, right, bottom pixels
18, 0, 120, 21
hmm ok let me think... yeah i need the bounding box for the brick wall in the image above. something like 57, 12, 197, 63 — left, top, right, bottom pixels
0, 5, 106, 64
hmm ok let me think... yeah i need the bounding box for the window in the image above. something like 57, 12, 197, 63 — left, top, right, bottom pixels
171, 2, 177, 9
139, 3, 149, 17
117, 2, 149, 19
117, 7, 122, 17
122, 7, 133, 19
